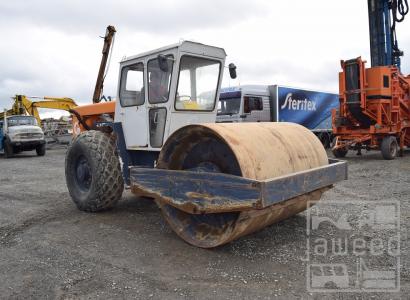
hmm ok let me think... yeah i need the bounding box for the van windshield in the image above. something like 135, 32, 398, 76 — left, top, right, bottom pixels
7, 116, 38, 127
217, 97, 241, 115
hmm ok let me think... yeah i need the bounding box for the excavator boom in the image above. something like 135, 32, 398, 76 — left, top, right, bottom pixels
92, 25, 116, 103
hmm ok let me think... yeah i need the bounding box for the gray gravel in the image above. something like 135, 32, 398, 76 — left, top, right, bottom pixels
0, 148, 409, 299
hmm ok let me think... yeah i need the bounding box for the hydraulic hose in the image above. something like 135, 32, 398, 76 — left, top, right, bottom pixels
392, 0, 409, 22
390, 0, 408, 62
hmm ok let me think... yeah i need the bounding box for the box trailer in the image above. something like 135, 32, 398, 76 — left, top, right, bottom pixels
217, 85, 339, 147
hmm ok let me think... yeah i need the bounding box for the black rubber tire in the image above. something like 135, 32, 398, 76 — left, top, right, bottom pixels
65, 130, 124, 212
332, 148, 348, 158
4, 139, 13, 158
381, 136, 398, 160
332, 138, 348, 158
317, 132, 332, 149
36, 144, 46, 156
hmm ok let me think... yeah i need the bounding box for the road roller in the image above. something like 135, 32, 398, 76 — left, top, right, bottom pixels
65, 40, 347, 248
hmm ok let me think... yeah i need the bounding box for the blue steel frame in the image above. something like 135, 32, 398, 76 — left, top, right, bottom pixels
112, 122, 159, 185
129, 159, 348, 214
368, 0, 397, 67
108, 121, 347, 213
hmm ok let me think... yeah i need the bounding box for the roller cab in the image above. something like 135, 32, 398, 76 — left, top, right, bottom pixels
65, 40, 347, 248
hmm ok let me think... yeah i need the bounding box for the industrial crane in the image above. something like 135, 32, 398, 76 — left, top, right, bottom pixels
332, 0, 410, 159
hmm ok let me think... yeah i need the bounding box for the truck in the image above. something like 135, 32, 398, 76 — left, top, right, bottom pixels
216, 85, 339, 147
0, 113, 46, 158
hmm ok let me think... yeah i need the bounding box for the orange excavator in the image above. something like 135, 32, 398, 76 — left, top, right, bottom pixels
332, 0, 410, 159
69, 25, 117, 135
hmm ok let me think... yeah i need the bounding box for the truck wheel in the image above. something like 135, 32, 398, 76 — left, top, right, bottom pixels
332, 138, 348, 158
36, 144, 46, 156
332, 148, 348, 158
65, 130, 124, 212
4, 140, 14, 158
381, 136, 398, 160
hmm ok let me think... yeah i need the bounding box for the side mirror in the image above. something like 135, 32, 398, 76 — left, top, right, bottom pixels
158, 54, 169, 72
228, 63, 237, 79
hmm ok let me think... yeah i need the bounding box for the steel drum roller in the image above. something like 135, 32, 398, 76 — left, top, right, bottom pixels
156, 122, 329, 248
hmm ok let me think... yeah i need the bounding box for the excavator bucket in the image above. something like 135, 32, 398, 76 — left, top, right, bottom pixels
130, 123, 347, 248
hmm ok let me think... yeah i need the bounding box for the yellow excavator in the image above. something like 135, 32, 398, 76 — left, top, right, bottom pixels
0, 95, 78, 124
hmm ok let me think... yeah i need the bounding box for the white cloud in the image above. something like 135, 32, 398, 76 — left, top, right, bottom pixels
0, 0, 409, 118
0, 0, 268, 34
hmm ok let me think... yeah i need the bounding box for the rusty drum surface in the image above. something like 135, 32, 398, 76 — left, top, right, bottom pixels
155, 122, 329, 248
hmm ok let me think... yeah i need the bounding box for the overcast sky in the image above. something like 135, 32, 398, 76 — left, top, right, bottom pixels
0, 0, 409, 118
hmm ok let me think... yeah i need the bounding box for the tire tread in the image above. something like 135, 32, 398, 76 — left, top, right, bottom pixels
65, 130, 124, 212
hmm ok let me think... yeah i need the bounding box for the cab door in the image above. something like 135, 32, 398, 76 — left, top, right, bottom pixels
115, 61, 148, 148
146, 54, 174, 148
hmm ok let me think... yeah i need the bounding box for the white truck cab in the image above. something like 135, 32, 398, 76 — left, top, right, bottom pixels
1, 114, 46, 158
217, 85, 271, 123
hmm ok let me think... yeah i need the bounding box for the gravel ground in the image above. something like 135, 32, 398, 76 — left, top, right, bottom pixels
0, 148, 409, 299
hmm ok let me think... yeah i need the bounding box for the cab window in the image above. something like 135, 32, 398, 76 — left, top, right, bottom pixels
120, 63, 144, 107
148, 55, 173, 104
175, 55, 221, 111
244, 96, 263, 113
218, 97, 241, 115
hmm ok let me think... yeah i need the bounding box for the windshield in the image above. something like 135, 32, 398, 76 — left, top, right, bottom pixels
7, 116, 38, 127
175, 55, 221, 111
218, 97, 241, 115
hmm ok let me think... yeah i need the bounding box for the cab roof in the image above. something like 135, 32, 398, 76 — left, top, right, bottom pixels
121, 40, 227, 63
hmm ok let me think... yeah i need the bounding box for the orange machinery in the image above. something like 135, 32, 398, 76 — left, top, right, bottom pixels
332, 0, 409, 160
332, 57, 410, 159
70, 25, 116, 136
